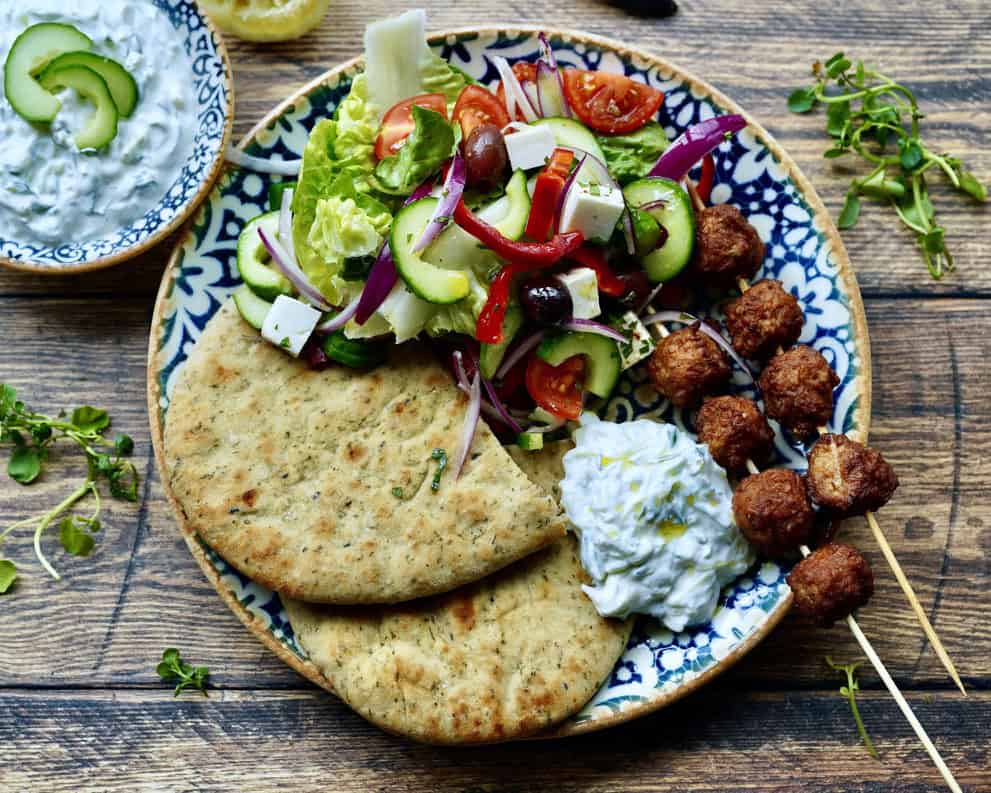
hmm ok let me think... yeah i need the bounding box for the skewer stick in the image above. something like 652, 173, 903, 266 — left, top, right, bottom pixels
733, 276, 965, 695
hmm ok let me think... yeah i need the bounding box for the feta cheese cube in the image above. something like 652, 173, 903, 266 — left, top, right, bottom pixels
559, 182, 626, 243
612, 310, 656, 370
557, 267, 601, 320
261, 295, 322, 357
503, 124, 556, 171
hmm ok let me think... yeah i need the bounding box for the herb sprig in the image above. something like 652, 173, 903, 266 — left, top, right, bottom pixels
0, 385, 139, 590
826, 656, 879, 759
157, 648, 210, 697
789, 53, 987, 279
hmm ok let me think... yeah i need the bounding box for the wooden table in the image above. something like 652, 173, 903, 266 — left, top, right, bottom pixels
1, 1, 988, 790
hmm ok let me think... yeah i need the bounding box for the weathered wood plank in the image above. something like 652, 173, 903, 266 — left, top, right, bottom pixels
0, 689, 986, 792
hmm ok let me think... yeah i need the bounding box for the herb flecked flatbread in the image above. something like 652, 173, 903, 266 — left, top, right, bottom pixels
163, 300, 566, 604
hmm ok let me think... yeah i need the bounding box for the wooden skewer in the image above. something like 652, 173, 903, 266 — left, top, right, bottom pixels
731, 276, 965, 696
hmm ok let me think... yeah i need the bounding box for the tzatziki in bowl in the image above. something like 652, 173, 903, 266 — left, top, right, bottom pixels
0, 0, 233, 274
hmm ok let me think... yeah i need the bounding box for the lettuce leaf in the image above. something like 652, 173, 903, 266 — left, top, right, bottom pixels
331, 74, 380, 190
373, 105, 455, 196
420, 50, 469, 104
596, 122, 670, 185
424, 269, 488, 336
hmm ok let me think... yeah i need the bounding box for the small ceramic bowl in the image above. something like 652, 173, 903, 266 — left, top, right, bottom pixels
0, 0, 233, 274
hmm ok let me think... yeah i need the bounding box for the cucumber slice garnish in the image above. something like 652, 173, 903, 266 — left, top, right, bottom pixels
36, 63, 118, 150
537, 330, 621, 399
40, 51, 138, 117
237, 212, 293, 301
391, 198, 470, 305
233, 285, 274, 330
623, 177, 696, 283
3, 23, 92, 122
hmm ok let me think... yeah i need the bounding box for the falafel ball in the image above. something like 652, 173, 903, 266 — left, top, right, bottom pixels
647, 324, 731, 407
693, 204, 765, 287
732, 468, 815, 557
759, 345, 839, 438
724, 279, 804, 360
806, 434, 899, 516
787, 543, 874, 627
696, 395, 775, 472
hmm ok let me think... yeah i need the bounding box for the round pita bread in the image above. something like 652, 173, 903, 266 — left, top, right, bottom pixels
163, 300, 566, 604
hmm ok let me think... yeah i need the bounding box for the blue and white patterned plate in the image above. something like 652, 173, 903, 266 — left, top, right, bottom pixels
149, 28, 870, 739
0, 0, 233, 274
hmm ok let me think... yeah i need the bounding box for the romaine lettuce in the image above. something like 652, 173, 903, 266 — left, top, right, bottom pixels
596, 122, 670, 185
373, 105, 454, 196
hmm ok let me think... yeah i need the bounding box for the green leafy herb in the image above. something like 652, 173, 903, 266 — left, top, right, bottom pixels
0, 559, 16, 594
374, 105, 456, 196
156, 648, 210, 698
0, 385, 139, 587
826, 656, 879, 759
430, 448, 448, 492
596, 122, 670, 185
789, 54, 987, 278
391, 486, 405, 499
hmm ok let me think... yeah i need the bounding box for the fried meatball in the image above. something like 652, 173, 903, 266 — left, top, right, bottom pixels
696, 395, 774, 472
759, 345, 839, 438
806, 434, 899, 516
732, 468, 815, 557
693, 204, 765, 287
787, 543, 874, 627
724, 279, 804, 360
647, 325, 731, 407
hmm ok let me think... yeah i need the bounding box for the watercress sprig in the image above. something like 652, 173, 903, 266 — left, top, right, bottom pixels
826, 656, 879, 759
789, 53, 987, 279
157, 648, 210, 697
0, 384, 139, 591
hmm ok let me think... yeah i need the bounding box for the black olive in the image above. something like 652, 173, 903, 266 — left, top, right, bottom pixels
520, 276, 573, 326
462, 123, 508, 189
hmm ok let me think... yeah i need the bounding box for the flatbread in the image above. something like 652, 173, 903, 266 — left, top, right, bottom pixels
163, 300, 566, 604
284, 441, 633, 744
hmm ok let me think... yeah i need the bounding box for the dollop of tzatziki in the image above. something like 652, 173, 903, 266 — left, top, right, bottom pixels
0, 0, 195, 249
560, 413, 755, 632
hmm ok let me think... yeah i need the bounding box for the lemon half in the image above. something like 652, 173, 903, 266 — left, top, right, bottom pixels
199, 0, 331, 42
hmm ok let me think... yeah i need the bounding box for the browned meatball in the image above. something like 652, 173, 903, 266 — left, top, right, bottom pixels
646, 325, 731, 407
724, 279, 804, 360
732, 468, 815, 557
787, 543, 874, 627
696, 395, 774, 472
693, 204, 765, 287
759, 345, 839, 438
806, 434, 899, 517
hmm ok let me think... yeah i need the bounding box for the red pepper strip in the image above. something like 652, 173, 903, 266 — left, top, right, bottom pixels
475, 266, 516, 344
565, 246, 627, 297
696, 153, 715, 204
454, 199, 584, 269
525, 148, 575, 241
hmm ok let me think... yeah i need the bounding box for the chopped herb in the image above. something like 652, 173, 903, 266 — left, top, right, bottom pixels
430, 448, 448, 492
280, 337, 291, 349
156, 648, 210, 698
391, 486, 405, 499
826, 656, 879, 759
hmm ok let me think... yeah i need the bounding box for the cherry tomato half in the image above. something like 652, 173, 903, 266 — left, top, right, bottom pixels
525, 354, 585, 421
495, 62, 538, 122
374, 93, 448, 160
561, 69, 663, 135
453, 84, 510, 138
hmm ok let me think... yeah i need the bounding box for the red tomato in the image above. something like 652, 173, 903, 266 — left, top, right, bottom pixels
525, 354, 585, 421
561, 69, 664, 134
453, 84, 510, 138
495, 62, 538, 121
374, 93, 448, 160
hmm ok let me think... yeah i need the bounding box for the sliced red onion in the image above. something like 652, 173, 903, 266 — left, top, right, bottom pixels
278, 186, 295, 261
638, 198, 669, 213
257, 227, 331, 311
535, 61, 568, 118
494, 330, 545, 379
561, 318, 629, 344
642, 309, 700, 327
454, 372, 482, 479
648, 114, 747, 181
413, 152, 465, 252
409, 178, 435, 202
452, 350, 470, 391
481, 373, 523, 433
537, 33, 571, 119
493, 56, 538, 122
315, 294, 360, 334
636, 281, 667, 315
226, 145, 301, 176
642, 310, 755, 384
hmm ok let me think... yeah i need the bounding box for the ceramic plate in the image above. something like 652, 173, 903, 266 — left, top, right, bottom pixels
148, 27, 871, 739
0, 0, 233, 274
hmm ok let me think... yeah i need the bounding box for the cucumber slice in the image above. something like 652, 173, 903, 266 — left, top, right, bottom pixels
391, 198, 470, 305
517, 432, 545, 451
321, 331, 388, 369
233, 285, 273, 330
3, 23, 92, 122
629, 207, 662, 257
40, 52, 138, 117
237, 212, 293, 301
533, 117, 606, 163
623, 177, 696, 283
479, 305, 523, 379
490, 169, 531, 240
537, 330, 621, 399
36, 64, 118, 149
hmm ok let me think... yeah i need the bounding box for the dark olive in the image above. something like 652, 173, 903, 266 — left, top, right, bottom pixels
606, 270, 652, 312
462, 123, 508, 189
519, 276, 573, 326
